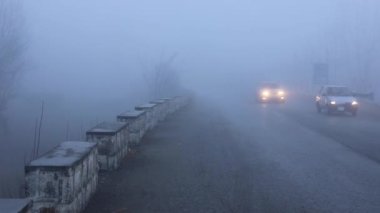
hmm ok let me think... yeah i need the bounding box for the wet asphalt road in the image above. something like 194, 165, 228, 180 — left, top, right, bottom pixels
85, 97, 380, 213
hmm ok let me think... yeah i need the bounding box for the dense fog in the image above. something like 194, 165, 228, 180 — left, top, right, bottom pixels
1, 0, 380, 196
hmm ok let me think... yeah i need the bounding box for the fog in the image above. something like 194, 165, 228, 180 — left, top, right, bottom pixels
1, 0, 380, 196
23, 0, 336, 97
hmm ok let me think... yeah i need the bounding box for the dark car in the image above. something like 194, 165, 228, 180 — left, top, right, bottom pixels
257, 82, 286, 103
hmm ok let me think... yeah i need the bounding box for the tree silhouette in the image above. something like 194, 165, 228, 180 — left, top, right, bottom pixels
0, 0, 25, 136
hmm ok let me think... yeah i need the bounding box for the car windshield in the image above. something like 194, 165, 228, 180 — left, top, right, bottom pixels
261, 83, 279, 89
326, 87, 352, 96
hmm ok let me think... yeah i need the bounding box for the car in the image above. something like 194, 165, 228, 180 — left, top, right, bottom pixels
257, 82, 286, 103
315, 85, 359, 116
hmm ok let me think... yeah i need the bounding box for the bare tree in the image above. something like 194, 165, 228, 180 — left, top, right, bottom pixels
0, 0, 25, 136
141, 53, 182, 99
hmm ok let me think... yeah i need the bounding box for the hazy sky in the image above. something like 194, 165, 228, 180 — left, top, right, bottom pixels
22, 0, 361, 98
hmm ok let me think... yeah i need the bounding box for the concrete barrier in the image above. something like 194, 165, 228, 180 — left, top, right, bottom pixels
0, 198, 32, 213
172, 96, 189, 111
22, 96, 189, 212
135, 103, 158, 131
150, 99, 169, 121
86, 122, 128, 171
25, 141, 98, 213
117, 110, 146, 147
160, 98, 175, 114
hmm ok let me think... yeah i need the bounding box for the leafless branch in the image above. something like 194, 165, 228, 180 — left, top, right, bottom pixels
35, 101, 44, 157
32, 117, 38, 159
140, 53, 182, 98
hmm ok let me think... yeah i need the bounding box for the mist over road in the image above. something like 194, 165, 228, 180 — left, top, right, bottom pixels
85, 96, 380, 213
2, 0, 380, 210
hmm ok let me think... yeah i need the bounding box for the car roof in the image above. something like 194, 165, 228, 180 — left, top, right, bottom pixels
260, 82, 280, 87
322, 85, 348, 88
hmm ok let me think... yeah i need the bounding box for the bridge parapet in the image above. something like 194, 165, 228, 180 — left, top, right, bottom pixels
172, 96, 189, 111
25, 141, 98, 213
160, 98, 176, 114
86, 122, 128, 171
23, 96, 189, 212
150, 99, 169, 122
117, 110, 146, 147
135, 103, 158, 131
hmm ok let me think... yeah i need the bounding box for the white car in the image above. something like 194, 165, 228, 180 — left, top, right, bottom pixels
315, 85, 359, 116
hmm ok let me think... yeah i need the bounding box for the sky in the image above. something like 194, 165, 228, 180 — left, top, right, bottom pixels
22, 0, 342, 99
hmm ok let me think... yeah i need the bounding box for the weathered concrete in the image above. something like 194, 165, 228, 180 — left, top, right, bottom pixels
172, 96, 189, 111
135, 103, 158, 131
0, 198, 32, 213
86, 122, 128, 171
117, 110, 146, 147
150, 99, 169, 122
160, 98, 175, 114
19, 96, 189, 213
25, 141, 98, 213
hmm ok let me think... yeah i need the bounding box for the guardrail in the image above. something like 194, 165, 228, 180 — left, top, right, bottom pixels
22, 96, 189, 212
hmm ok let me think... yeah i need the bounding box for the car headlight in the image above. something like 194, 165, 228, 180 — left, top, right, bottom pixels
352, 101, 358, 105
261, 90, 270, 97
330, 101, 336, 105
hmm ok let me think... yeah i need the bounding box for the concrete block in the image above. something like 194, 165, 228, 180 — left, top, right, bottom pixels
25, 141, 98, 213
86, 122, 128, 171
135, 103, 157, 131
117, 110, 146, 147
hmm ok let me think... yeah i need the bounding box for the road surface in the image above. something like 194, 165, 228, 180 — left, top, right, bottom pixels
85, 96, 380, 213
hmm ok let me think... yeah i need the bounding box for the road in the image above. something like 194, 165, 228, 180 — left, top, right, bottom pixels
84, 96, 380, 213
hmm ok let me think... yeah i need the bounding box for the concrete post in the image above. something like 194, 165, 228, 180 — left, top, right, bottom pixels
86, 122, 129, 171
25, 141, 98, 213
117, 110, 146, 147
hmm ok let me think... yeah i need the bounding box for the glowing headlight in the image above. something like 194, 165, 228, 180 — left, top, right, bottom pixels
330, 101, 336, 105
261, 90, 270, 97
277, 90, 285, 96
316, 96, 321, 101
352, 101, 358, 105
